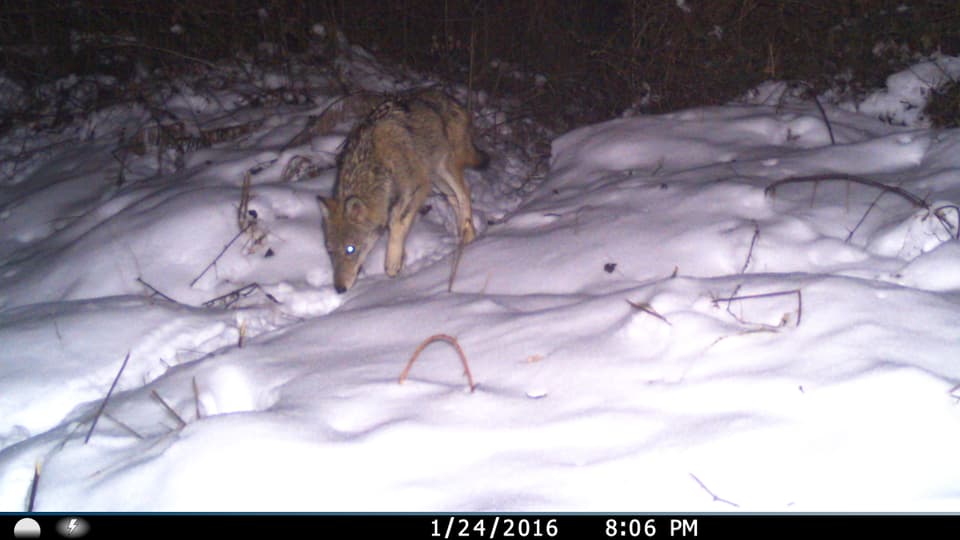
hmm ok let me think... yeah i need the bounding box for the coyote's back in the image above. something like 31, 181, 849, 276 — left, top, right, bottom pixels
318, 90, 488, 293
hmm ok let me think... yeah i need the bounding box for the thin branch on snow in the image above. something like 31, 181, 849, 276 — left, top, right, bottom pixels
810, 92, 836, 146
85, 351, 131, 444
104, 412, 145, 440
626, 300, 672, 326
399, 334, 477, 393
689, 473, 740, 508
713, 289, 803, 328
193, 376, 203, 420
151, 390, 188, 429
765, 173, 928, 209
773, 81, 835, 145
767, 173, 960, 242
934, 205, 960, 240
100, 41, 220, 69
846, 188, 889, 243
27, 461, 41, 512
136, 277, 180, 304
201, 282, 278, 309
741, 221, 760, 274
189, 223, 253, 288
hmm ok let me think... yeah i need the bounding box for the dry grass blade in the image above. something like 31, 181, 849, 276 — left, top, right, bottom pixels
399, 334, 476, 392
103, 412, 145, 440
27, 461, 41, 511
151, 390, 188, 429
85, 351, 131, 444
626, 300, 672, 326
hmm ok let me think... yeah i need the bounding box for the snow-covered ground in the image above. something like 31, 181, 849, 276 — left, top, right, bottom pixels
2, 48, 960, 511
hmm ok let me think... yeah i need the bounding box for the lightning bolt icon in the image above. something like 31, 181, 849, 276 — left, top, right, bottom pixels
67, 518, 78, 535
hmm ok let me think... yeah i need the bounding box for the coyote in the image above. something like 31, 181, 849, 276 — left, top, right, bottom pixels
318, 90, 488, 293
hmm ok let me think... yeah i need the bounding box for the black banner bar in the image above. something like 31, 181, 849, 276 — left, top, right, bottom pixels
3, 513, 959, 539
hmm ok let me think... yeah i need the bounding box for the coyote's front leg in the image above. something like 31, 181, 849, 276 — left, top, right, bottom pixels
385, 186, 430, 277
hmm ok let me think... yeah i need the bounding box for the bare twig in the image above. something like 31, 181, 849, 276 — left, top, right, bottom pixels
810, 92, 836, 145
100, 41, 219, 69
846, 188, 887, 243
85, 351, 131, 444
765, 173, 928, 209
774, 81, 834, 145
190, 223, 252, 287
103, 412, 145, 440
626, 300, 672, 326
399, 334, 476, 392
136, 277, 179, 303
708, 326, 780, 349
202, 283, 278, 308
723, 247, 753, 327
151, 390, 187, 429
467, 14, 477, 114
238, 172, 253, 228
110, 136, 134, 186
689, 473, 740, 508
934, 205, 960, 240
713, 289, 803, 327
192, 376, 202, 420
741, 221, 760, 273
27, 461, 41, 511
236, 173, 268, 254
770, 175, 958, 242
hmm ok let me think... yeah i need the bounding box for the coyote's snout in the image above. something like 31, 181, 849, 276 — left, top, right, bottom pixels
318, 90, 488, 293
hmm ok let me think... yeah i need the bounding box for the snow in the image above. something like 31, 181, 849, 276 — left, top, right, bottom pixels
2, 50, 960, 512
847, 55, 960, 127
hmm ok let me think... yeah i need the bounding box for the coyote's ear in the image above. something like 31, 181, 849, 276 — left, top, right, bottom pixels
317, 195, 337, 217
344, 196, 368, 224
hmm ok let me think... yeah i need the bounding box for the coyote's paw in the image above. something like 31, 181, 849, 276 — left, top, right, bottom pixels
385, 254, 403, 277
461, 221, 476, 244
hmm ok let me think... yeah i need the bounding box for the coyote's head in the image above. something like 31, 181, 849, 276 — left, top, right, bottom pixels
318, 195, 381, 293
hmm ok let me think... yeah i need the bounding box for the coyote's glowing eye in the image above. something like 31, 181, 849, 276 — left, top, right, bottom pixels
345, 245, 356, 255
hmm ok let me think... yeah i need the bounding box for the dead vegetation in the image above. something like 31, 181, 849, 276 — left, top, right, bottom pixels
2, 2, 957, 135
766, 173, 959, 241
399, 334, 477, 392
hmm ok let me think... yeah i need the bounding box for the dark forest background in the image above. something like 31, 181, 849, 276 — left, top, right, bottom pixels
2, 1, 958, 128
